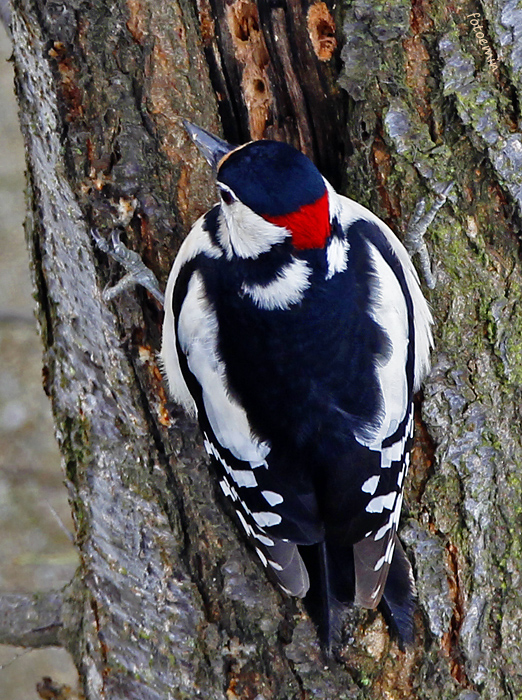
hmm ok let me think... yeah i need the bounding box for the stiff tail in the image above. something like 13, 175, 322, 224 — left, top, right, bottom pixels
301, 537, 415, 649
300, 542, 345, 652
379, 536, 416, 647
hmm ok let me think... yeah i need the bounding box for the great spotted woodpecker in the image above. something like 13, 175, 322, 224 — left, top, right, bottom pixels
160, 122, 433, 647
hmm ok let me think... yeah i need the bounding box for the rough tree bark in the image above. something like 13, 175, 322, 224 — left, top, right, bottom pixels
3, 0, 522, 698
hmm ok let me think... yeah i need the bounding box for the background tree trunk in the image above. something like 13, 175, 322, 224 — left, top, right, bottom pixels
5, 0, 522, 697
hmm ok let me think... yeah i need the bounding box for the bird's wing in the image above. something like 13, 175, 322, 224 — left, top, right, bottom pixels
328, 187, 433, 389
326, 202, 426, 611
352, 407, 413, 610
161, 214, 320, 597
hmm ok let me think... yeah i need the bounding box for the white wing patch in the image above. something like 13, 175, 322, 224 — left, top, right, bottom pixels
325, 181, 433, 390
241, 258, 312, 310
176, 271, 271, 465
160, 215, 222, 414
354, 240, 410, 448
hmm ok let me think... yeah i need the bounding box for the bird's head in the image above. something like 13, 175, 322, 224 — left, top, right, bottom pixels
184, 121, 331, 259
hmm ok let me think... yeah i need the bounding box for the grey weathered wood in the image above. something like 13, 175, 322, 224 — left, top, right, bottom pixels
6, 0, 522, 697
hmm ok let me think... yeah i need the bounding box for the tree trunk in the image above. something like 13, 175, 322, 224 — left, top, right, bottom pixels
5, 0, 522, 697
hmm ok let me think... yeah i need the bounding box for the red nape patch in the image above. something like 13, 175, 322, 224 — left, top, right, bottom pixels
264, 190, 330, 250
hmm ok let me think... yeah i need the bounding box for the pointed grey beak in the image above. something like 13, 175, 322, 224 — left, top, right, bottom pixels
183, 120, 236, 170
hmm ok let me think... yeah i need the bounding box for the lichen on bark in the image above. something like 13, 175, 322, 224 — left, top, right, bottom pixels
339, 1, 522, 697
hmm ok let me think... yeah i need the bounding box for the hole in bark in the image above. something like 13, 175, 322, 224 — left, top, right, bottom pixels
227, 0, 272, 138
229, 0, 260, 43
307, 1, 337, 61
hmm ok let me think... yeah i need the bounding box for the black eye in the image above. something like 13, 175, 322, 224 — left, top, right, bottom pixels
219, 187, 234, 205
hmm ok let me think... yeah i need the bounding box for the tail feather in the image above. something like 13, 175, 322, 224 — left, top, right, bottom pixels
300, 542, 345, 651
301, 537, 415, 649
318, 541, 344, 652
379, 535, 416, 646
267, 539, 310, 598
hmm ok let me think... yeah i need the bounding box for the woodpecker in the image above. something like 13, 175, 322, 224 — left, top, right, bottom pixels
160, 122, 433, 647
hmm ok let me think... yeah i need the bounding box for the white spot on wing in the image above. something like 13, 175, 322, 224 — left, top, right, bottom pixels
252, 511, 282, 528
254, 532, 275, 546
219, 478, 232, 499
255, 547, 269, 567
250, 459, 268, 469
366, 491, 397, 513
241, 258, 312, 310
361, 475, 380, 495
385, 537, 395, 561
374, 555, 386, 571
380, 434, 408, 468
407, 409, 415, 437
229, 469, 257, 488
373, 519, 393, 541
204, 438, 258, 488
236, 510, 254, 536
391, 492, 403, 525
262, 490, 284, 506
374, 537, 396, 571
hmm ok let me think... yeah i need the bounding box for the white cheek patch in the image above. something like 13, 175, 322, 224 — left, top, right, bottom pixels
218, 202, 289, 259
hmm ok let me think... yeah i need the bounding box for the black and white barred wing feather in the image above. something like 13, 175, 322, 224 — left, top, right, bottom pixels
160, 214, 314, 598
331, 190, 432, 625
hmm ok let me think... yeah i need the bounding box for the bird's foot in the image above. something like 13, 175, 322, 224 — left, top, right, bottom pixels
404, 182, 454, 289
92, 228, 165, 305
